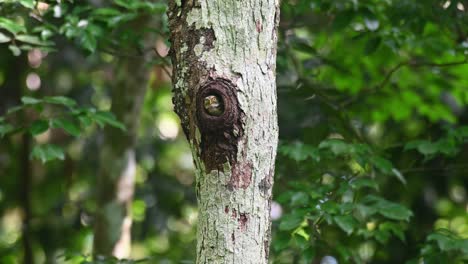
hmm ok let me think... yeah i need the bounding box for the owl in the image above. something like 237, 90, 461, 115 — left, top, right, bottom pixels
203, 95, 224, 116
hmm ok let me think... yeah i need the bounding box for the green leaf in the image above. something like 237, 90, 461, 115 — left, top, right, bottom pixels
18, 0, 35, 9
405, 140, 438, 155
0, 32, 12, 43
19, 44, 34, 51
279, 212, 305, 231
370, 156, 393, 174
350, 178, 378, 190
51, 118, 80, 137
417, 142, 439, 155
291, 233, 309, 250
43, 96, 77, 107
332, 10, 354, 31
339, 202, 354, 213
391, 168, 407, 185
21, 96, 42, 105
0, 17, 27, 34
435, 138, 458, 156
92, 8, 121, 17
362, 195, 413, 221
40, 29, 54, 40
364, 36, 381, 55
293, 227, 310, 241
29, 120, 49, 135
379, 222, 405, 241
146, 2, 167, 13
30, 144, 65, 163
7, 105, 23, 114
114, 0, 134, 9
374, 229, 391, 244
107, 13, 138, 27
16, 34, 52, 46
8, 45, 21, 56
78, 115, 93, 127
319, 139, 349, 155
290, 192, 309, 207
377, 201, 412, 221
0, 123, 15, 137
92, 111, 125, 130
427, 232, 458, 251
80, 30, 97, 52
293, 42, 317, 55
279, 142, 320, 162
356, 204, 377, 218
299, 248, 315, 264
334, 215, 357, 235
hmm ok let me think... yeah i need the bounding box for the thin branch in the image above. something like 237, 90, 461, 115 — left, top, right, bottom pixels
342, 56, 468, 107
381, 57, 468, 88
400, 164, 468, 174
152, 47, 173, 79
99, 48, 146, 59
409, 59, 468, 68
376, 61, 408, 90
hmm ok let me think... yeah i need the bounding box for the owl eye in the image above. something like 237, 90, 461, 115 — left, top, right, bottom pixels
203, 94, 224, 116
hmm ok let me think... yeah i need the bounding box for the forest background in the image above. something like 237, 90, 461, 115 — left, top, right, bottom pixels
0, 0, 468, 263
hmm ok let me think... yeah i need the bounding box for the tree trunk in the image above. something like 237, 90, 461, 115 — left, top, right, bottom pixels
168, 1, 279, 263
93, 55, 151, 258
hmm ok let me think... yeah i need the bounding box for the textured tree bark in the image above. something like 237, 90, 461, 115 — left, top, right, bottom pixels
168, 1, 279, 263
93, 55, 151, 258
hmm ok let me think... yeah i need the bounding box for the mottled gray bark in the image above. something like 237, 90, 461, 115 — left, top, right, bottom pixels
93, 53, 151, 258
168, 1, 279, 263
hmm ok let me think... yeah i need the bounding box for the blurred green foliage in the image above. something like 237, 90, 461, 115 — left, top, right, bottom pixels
1, 0, 468, 263
273, 0, 468, 263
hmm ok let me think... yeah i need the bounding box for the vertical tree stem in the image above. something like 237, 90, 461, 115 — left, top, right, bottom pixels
21, 128, 33, 264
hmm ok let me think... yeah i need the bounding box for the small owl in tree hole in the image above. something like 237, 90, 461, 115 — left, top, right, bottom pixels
203, 94, 224, 116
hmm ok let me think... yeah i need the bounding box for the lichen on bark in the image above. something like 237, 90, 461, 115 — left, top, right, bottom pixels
168, 0, 279, 263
